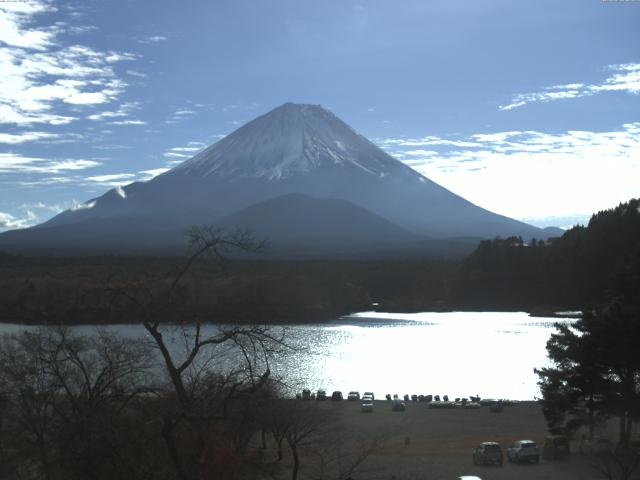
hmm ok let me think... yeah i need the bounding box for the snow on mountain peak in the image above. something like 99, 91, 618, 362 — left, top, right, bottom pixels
170, 102, 402, 180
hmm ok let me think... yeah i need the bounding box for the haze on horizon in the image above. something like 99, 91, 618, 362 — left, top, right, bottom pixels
1, 0, 639, 232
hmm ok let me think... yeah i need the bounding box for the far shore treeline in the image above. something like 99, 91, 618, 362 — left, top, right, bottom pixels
0, 198, 638, 325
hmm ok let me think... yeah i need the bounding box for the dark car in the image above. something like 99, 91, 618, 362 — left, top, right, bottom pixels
507, 440, 540, 464
543, 435, 571, 460
331, 390, 343, 401
391, 399, 406, 412
473, 441, 504, 466
316, 389, 327, 401
579, 437, 613, 456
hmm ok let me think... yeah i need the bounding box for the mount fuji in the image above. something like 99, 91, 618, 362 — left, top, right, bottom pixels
0, 103, 559, 256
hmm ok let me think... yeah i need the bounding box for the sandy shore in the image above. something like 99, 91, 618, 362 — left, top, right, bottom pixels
296, 399, 605, 480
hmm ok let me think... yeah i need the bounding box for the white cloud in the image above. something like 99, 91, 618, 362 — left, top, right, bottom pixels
86, 101, 140, 121
85, 173, 136, 187
19, 201, 66, 213
0, 131, 62, 144
165, 107, 198, 124
0, 200, 68, 231
378, 123, 640, 222
164, 152, 191, 158
109, 119, 146, 125
500, 63, 640, 110
126, 69, 147, 78
138, 35, 167, 44
0, 152, 100, 173
0, 210, 32, 230
0, 4, 136, 126
0, 1, 56, 50
163, 143, 205, 160
85, 173, 135, 183
139, 168, 170, 179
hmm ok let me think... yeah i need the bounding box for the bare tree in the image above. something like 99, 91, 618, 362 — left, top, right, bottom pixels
108, 227, 289, 480
0, 327, 155, 480
312, 427, 386, 480
589, 448, 640, 480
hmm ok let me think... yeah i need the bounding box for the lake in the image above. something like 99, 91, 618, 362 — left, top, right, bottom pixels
0, 311, 574, 400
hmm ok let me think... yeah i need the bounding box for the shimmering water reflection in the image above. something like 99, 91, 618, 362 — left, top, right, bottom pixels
0, 311, 573, 400
271, 311, 573, 400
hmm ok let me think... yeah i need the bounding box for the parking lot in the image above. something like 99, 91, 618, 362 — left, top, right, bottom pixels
323, 399, 607, 480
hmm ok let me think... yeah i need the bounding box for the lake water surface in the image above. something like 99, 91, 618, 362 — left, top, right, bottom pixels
0, 311, 574, 400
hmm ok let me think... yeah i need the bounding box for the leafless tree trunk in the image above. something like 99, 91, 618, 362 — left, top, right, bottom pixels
108, 227, 290, 480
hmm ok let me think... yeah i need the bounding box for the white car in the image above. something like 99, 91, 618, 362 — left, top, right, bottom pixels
361, 401, 374, 413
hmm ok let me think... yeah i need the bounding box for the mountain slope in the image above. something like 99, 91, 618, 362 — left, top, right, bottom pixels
213, 193, 419, 245
0, 103, 556, 254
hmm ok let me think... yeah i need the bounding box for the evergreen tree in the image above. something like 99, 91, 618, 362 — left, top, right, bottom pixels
536, 302, 640, 446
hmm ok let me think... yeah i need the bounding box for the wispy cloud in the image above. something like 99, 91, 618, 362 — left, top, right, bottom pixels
0, 1, 136, 126
0, 210, 34, 230
139, 168, 170, 180
85, 172, 136, 187
377, 123, 640, 222
126, 69, 147, 78
138, 35, 167, 44
165, 108, 198, 124
500, 63, 640, 110
109, 119, 146, 125
163, 143, 204, 159
19, 201, 66, 213
86, 101, 141, 122
0, 153, 100, 173
0, 200, 71, 231
0, 131, 62, 144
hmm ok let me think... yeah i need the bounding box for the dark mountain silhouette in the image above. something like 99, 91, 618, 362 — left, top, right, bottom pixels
0, 102, 558, 255
214, 193, 417, 245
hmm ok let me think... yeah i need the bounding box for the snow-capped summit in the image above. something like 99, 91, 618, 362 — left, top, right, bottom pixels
0, 102, 557, 255
170, 103, 400, 180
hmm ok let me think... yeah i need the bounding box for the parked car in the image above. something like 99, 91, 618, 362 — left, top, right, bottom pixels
392, 399, 406, 412
331, 391, 343, 401
361, 394, 373, 403
363, 391, 375, 400
347, 391, 360, 401
579, 437, 613, 456
316, 389, 327, 401
473, 442, 504, 466
542, 434, 571, 460
507, 440, 540, 463
302, 389, 311, 400
361, 401, 374, 413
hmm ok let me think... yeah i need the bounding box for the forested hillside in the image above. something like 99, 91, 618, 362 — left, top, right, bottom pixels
453, 198, 640, 310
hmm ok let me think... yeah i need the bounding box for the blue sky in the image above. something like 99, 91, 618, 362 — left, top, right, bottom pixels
1, 0, 639, 231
